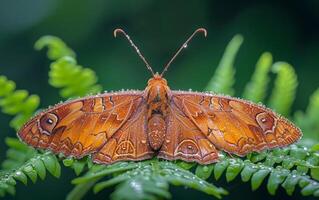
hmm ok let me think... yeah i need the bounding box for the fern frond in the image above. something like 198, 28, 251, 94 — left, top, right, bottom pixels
35, 36, 76, 60
295, 88, 319, 146
0, 76, 40, 130
242, 52, 272, 103
268, 62, 298, 116
205, 34, 243, 95
71, 160, 228, 200
0, 138, 61, 197
35, 35, 102, 99
0, 75, 40, 172
1, 138, 37, 170
195, 145, 319, 197
49, 57, 102, 98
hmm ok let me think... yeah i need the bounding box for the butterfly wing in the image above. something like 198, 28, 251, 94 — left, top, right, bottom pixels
157, 99, 219, 164
18, 91, 154, 163
159, 91, 301, 163
92, 104, 153, 164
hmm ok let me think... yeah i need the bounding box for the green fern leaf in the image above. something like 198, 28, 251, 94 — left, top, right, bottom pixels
295, 88, 319, 146
0, 151, 61, 197
251, 168, 270, 191
267, 168, 289, 195
213, 158, 229, 180
35, 35, 76, 60
72, 160, 227, 200
225, 158, 244, 182
240, 162, 259, 182
205, 35, 243, 95
268, 62, 298, 116
49, 56, 102, 98
2, 138, 37, 170
0, 76, 40, 130
195, 164, 214, 180
242, 52, 273, 102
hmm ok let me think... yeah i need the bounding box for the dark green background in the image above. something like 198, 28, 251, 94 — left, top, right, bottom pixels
0, 0, 318, 199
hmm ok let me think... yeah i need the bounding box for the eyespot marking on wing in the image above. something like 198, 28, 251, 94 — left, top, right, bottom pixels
256, 112, 277, 134
38, 113, 59, 135
175, 139, 199, 155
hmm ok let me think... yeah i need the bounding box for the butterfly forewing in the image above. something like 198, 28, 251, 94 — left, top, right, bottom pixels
165, 91, 302, 158
17, 91, 154, 162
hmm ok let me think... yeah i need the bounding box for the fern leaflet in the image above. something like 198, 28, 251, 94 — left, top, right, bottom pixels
242, 52, 272, 103
205, 34, 243, 95
0, 76, 40, 130
35, 35, 76, 60
268, 62, 298, 116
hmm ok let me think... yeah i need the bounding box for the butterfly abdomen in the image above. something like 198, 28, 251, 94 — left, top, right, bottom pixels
147, 114, 166, 150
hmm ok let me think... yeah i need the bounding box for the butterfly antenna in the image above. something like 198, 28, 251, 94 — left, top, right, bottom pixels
160, 28, 207, 77
114, 28, 155, 76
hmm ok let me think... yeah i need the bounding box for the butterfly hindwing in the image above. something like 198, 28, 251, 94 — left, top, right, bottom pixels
93, 104, 154, 164
158, 100, 219, 164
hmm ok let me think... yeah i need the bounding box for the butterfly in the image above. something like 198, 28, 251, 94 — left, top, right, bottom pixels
18, 28, 302, 165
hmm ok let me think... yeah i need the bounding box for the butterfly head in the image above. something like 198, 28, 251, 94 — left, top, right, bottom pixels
147, 72, 170, 95
148, 72, 167, 84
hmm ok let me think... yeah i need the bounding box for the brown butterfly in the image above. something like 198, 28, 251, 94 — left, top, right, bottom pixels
18, 28, 302, 165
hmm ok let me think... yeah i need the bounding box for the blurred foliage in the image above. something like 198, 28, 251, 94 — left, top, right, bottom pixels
0, 76, 40, 130
295, 89, 319, 147
242, 52, 272, 103
0, 34, 319, 200
205, 34, 243, 95
35, 36, 76, 60
48, 57, 102, 98
268, 62, 298, 116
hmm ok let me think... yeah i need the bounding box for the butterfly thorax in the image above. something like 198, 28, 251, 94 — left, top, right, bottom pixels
145, 75, 170, 150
